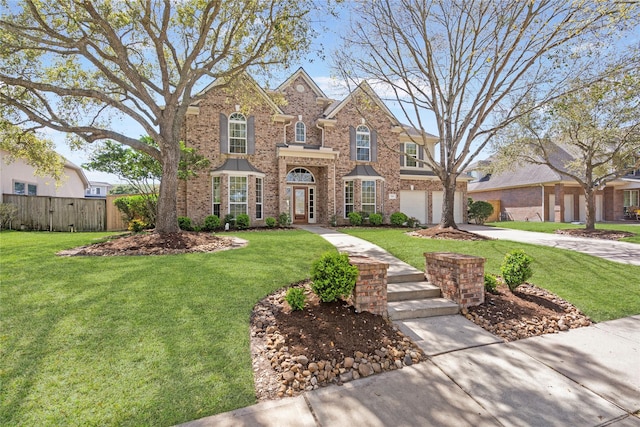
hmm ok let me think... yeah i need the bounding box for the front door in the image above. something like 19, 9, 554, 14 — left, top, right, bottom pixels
293, 187, 307, 223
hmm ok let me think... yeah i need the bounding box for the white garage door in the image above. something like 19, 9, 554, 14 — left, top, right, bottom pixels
579, 195, 586, 222
564, 194, 574, 222
400, 191, 427, 224
432, 191, 464, 224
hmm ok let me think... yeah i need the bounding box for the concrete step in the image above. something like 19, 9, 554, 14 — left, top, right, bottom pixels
387, 281, 441, 302
388, 298, 459, 320
387, 271, 425, 283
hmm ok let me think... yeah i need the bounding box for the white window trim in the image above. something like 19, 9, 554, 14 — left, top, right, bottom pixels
404, 143, 418, 168
344, 180, 354, 218
255, 177, 263, 220
13, 180, 37, 196
361, 180, 376, 214
228, 175, 248, 216
356, 125, 371, 162
295, 121, 306, 143
229, 112, 247, 154
212, 176, 221, 217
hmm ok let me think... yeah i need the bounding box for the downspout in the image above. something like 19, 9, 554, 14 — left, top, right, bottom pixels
283, 120, 291, 145
316, 122, 325, 147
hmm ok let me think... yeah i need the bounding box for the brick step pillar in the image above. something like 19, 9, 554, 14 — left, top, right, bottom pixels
348, 256, 389, 317
424, 252, 485, 308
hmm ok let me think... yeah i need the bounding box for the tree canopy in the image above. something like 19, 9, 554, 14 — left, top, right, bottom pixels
335, 0, 639, 228
0, 0, 316, 232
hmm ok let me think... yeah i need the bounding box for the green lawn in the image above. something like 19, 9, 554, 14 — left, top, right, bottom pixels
341, 228, 640, 322
0, 230, 334, 426
485, 221, 640, 244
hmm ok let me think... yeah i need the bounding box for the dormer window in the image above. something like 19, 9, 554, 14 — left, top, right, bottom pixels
295, 121, 306, 143
356, 125, 370, 161
229, 112, 247, 154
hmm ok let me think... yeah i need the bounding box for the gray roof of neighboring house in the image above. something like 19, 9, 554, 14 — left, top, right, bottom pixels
468, 145, 574, 191
212, 158, 264, 174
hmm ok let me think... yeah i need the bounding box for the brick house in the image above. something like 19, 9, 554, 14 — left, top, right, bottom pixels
178, 68, 468, 226
467, 148, 640, 222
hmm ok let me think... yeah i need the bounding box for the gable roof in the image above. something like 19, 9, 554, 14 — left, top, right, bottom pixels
468, 144, 575, 191
275, 67, 330, 100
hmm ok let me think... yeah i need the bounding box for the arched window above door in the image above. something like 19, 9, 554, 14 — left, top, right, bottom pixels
286, 167, 315, 183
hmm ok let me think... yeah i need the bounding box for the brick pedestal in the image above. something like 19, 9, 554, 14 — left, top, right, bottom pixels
424, 252, 485, 308
348, 256, 388, 317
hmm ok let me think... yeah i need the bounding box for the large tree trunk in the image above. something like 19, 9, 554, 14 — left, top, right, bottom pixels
155, 139, 181, 234
584, 186, 597, 231
439, 175, 458, 229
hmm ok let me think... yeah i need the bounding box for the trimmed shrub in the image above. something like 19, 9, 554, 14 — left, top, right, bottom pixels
390, 211, 408, 227
113, 194, 157, 227
501, 250, 534, 291
223, 214, 235, 228
310, 252, 359, 303
265, 217, 277, 228
285, 287, 306, 311
278, 212, 291, 227
368, 213, 383, 226
203, 214, 221, 232
178, 216, 193, 231
406, 216, 420, 228
348, 211, 363, 226
468, 198, 494, 225
484, 273, 498, 294
128, 219, 147, 233
236, 213, 250, 229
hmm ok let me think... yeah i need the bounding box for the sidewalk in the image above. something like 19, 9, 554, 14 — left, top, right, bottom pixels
178, 228, 640, 427
461, 224, 640, 266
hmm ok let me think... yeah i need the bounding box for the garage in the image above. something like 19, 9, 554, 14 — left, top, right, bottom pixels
400, 191, 427, 224
432, 191, 464, 224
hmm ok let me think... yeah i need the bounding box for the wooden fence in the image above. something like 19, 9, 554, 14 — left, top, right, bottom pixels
105, 194, 128, 231
2, 194, 107, 232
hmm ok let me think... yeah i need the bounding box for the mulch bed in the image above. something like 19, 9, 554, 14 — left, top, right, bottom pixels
555, 228, 634, 241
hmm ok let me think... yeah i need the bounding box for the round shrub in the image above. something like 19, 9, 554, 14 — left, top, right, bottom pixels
390, 211, 408, 227
484, 273, 498, 294
178, 216, 193, 231
310, 252, 359, 303
468, 199, 494, 225
348, 211, 363, 226
278, 212, 291, 227
203, 214, 221, 231
265, 217, 277, 228
285, 287, 306, 311
223, 214, 235, 228
368, 213, 383, 226
236, 213, 250, 229
501, 249, 534, 291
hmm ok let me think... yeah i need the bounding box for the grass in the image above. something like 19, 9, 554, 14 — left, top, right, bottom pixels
0, 230, 334, 426
341, 228, 640, 322
485, 221, 640, 244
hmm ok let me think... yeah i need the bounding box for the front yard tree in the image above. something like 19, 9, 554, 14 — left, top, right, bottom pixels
0, 0, 314, 233
492, 75, 640, 231
335, 0, 638, 228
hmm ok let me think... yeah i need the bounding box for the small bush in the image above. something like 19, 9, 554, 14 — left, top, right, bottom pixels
178, 216, 193, 231
348, 211, 363, 226
203, 215, 221, 231
484, 273, 498, 294
236, 213, 250, 229
310, 252, 359, 303
468, 198, 494, 225
265, 217, 277, 228
329, 214, 338, 227
113, 194, 157, 227
406, 216, 420, 228
128, 219, 147, 233
390, 211, 408, 227
368, 213, 383, 226
501, 250, 534, 292
0, 203, 18, 230
285, 287, 306, 311
278, 212, 291, 227
223, 214, 235, 228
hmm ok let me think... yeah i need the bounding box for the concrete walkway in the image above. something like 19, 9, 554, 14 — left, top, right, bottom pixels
461, 224, 640, 266
178, 227, 640, 427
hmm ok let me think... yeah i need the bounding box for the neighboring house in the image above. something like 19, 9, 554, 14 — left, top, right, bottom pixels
85, 181, 112, 198
0, 149, 89, 202
178, 68, 468, 226
467, 147, 640, 222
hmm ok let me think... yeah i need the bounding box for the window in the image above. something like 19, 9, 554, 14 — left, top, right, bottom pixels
624, 190, 639, 207
356, 125, 370, 161
95, 187, 101, 195
13, 181, 36, 196
405, 143, 418, 167
295, 121, 306, 143
212, 176, 221, 217
229, 112, 247, 154
286, 168, 315, 183
229, 176, 247, 216
362, 181, 376, 215
255, 177, 263, 220
344, 180, 354, 217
